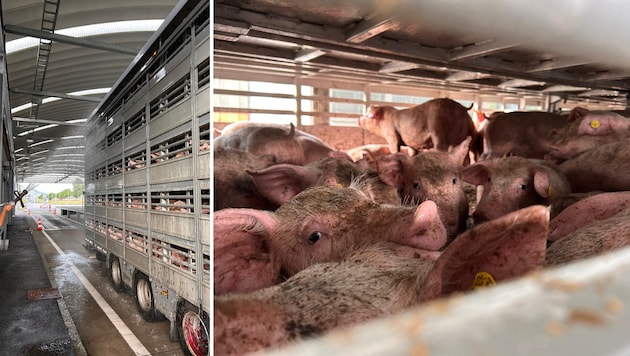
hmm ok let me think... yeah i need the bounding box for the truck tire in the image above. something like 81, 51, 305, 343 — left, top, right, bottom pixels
176, 301, 209, 356
110, 257, 124, 292
135, 273, 163, 322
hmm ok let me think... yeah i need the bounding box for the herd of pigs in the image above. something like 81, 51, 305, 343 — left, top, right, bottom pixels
212, 98, 630, 355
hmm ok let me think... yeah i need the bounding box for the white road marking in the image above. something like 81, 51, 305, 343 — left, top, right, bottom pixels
42, 230, 152, 356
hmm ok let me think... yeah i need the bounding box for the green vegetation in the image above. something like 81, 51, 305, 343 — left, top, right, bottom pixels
34, 179, 85, 205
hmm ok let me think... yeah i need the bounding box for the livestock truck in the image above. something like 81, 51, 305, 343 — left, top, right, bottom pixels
83, 1, 210, 355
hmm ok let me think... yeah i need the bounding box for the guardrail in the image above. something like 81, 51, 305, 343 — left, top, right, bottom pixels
59, 206, 84, 224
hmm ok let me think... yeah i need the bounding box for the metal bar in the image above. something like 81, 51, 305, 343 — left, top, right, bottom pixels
262, 245, 630, 356
4, 24, 138, 56
10, 88, 103, 102
11, 117, 85, 127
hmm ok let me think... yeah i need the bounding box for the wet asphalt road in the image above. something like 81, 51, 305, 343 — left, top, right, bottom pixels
22, 205, 186, 356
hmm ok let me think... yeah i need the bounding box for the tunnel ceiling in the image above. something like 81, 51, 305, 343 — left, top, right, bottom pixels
2, 0, 181, 183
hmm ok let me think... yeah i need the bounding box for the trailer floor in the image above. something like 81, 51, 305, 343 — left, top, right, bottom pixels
0, 214, 85, 355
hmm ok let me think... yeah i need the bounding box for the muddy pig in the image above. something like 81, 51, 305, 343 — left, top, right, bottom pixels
214, 205, 549, 355
546, 207, 630, 266
549, 191, 630, 243
246, 156, 399, 206
546, 107, 630, 163
481, 111, 567, 159
214, 181, 447, 295
376, 137, 471, 239
213, 147, 278, 211
463, 156, 571, 224
358, 98, 479, 158
214, 122, 340, 165
558, 138, 630, 192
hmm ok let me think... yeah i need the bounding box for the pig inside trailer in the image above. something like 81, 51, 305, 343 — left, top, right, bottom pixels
212, 1, 630, 355
83, 1, 210, 355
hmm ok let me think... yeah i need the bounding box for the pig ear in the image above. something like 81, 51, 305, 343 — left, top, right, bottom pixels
568, 106, 589, 122
213, 208, 281, 295
375, 153, 407, 187
449, 136, 472, 165
366, 105, 384, 120
462, 162, 491, 185
532, 165, 570, 199
246, 165, 313, 205
420, 205, 549, 301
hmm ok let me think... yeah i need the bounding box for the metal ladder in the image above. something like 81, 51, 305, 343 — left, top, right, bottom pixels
29, 0, 61, 122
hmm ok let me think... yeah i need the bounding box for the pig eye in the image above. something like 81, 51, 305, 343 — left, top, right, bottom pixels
307, 232, 322, 244
519, 184, 527, 191
413, 182, 421, 189
452, 178, 457, 185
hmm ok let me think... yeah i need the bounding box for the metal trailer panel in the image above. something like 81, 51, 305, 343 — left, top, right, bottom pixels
197, 152, 210, 179
106, 175, 123, 190
94, 206, 106, 218
149, 157, 195, 184
123, 92, 146, 118
92, 232, 105, 248
124, 168, 147, 187
148, 100, 193, 139
199, 218, 210, 246
149, 212, 196, 241
107, 239, 124, 258
196, 86, 210, 117
151, 262, 204, 308
125, 248, 149, 273
124, 210, 148, 229
194, 30, 210, 67
262, 246, 630, 356
107, 207, 122, 224
123, 128, 146, 152
148, 50, 191, 100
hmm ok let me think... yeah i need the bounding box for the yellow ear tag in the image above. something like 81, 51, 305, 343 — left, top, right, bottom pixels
472, 271, 496, 290
336, 183, 344, 188
590, 119, 600, 129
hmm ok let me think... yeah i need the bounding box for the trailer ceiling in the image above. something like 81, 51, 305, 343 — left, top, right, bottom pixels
2, 0, 180, 184
214, 1, 630, 110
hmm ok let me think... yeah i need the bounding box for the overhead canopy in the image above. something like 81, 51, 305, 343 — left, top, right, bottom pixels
2, 0, 180, 183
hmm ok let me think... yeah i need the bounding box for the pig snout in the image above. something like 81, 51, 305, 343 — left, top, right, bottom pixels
401, 200, 448, 251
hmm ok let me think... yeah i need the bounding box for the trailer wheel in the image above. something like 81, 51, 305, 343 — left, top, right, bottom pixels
176, 301, 209, 356
110, 257, 124, 292
135, 273, 162, 322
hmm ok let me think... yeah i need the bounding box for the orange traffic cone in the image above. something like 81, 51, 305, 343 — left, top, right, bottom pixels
37, 218, 42, 231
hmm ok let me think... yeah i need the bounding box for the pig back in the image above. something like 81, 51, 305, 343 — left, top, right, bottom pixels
559, 139, 630, 192
399, 98, 475, 152
215, 121, 336, 165
482, 111, 566, 159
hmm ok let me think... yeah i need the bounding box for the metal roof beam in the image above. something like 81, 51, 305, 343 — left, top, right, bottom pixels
12, 117, 85, 127
10, 88, 102, 102
346, 14, 398, 43
499, 79, 546, 88
524, 57, 591, 73
446, 71, 492, 82
449, 39, 519, 61
583, 71, 630, 82
4, 24, 138, 56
